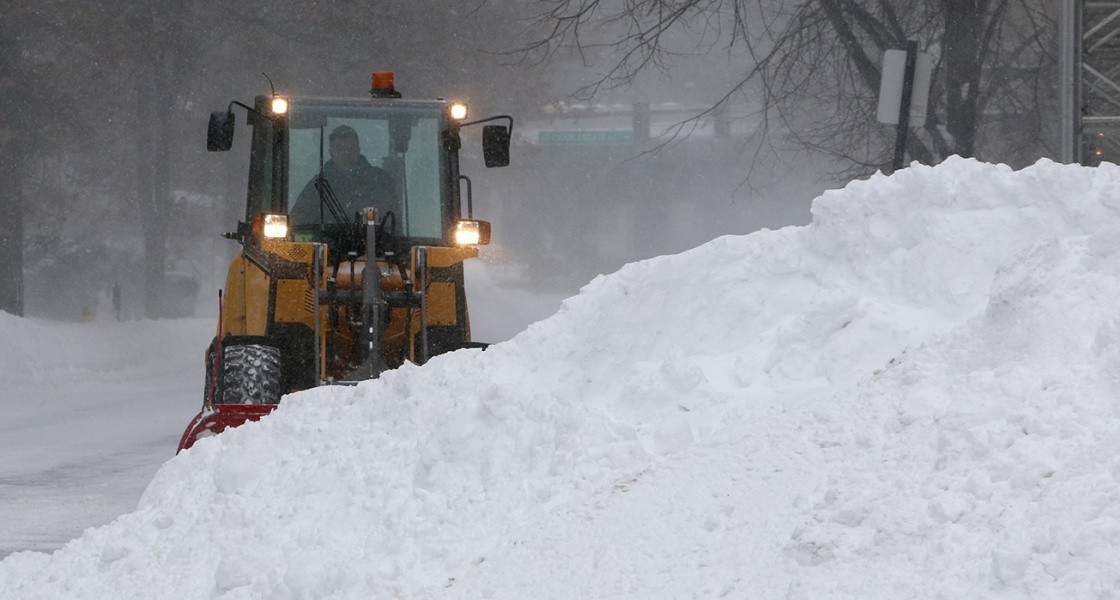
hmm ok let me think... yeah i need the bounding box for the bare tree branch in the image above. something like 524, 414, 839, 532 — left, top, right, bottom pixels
518, 0, 1055, 174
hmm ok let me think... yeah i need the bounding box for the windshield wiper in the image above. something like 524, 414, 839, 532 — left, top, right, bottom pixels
314, 176, 349, 225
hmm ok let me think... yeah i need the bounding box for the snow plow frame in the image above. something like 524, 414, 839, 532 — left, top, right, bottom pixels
177, 404, 278, 453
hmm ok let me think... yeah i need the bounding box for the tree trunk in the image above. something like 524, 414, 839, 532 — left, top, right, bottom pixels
0, 153, 25, 316
134, 2, 184, 319
941, 0, 990, 157
136, 58, 166, 319
0, 18, 25, 316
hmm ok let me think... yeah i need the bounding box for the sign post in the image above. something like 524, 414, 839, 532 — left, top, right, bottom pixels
892, 41, 919, 171
878, 41, 933, 172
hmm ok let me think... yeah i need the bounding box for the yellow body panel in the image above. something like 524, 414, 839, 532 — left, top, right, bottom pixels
335, 261, 405, 291
274, 279, 314, 324
218, 238, 478, 385
262, 238, 314, 265
221, 254, 270, 337
427, 246, 478, 268
426, 281, 458, 326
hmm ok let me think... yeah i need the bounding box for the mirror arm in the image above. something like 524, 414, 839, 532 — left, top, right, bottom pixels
460, 114, 514, 136
229, 100, 261, 118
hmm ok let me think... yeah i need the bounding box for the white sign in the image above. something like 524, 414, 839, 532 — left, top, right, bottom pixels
877, 48, 933, 128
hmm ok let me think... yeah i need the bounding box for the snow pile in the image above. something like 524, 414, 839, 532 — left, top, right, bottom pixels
4, 157, 1120, 598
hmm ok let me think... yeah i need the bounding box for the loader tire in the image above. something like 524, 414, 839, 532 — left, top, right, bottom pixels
219, 344, 282, 405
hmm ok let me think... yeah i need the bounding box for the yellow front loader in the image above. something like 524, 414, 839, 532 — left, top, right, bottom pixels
178, 72, 511, 452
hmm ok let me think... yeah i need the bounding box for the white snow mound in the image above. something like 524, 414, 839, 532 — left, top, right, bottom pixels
4, 157, 1120, 598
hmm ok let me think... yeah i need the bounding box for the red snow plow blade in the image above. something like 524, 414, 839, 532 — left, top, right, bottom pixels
177, 404, 278, 453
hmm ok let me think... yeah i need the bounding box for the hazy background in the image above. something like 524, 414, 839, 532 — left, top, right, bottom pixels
0, 1, 835, 340
1, 1, 1062, 342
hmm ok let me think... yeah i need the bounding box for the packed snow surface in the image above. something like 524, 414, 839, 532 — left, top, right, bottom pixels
5, 157, 1120, 598
0, 317, 209, 557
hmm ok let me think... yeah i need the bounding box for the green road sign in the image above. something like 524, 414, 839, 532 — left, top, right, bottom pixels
538, 130, 634, 145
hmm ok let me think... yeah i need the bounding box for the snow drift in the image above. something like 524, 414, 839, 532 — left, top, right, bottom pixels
4, 157, 1120, 598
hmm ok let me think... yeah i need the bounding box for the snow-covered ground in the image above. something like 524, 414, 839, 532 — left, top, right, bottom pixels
0, 318, 212, 558
0, 268, 562, 562
5, 157, 1120, 598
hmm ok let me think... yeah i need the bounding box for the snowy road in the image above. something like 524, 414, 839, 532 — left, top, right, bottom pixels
0, 317, 212, 558
0, 271, 560, 560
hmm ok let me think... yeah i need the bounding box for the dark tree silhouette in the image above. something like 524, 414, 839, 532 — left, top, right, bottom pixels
519, 0, 1056, 172
0, 0, 539, 318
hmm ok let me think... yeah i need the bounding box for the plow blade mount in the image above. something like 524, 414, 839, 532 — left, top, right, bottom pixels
177, 404, 279, 453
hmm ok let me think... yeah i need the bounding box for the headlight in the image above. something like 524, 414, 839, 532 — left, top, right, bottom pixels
271, 97, 289, 115
449, 102, 468, 121
262, 213, 289, 238
454, 220, 490, 246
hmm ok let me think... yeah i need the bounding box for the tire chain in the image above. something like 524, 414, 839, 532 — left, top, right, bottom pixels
221, 344, 283, 405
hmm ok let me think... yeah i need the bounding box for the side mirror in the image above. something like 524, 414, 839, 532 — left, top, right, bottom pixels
482, 125, 510, 168
207, 111, 236, 152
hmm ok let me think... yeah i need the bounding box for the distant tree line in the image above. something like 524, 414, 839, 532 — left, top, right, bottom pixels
0, 0, 543, 318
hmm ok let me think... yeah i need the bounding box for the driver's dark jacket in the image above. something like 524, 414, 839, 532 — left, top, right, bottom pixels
290, 156, 398, 226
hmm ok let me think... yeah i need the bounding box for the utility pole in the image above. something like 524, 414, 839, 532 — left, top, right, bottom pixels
1060, 0, 1081, 164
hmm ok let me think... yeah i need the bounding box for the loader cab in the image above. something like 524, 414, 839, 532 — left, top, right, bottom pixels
243, 95, 463, 252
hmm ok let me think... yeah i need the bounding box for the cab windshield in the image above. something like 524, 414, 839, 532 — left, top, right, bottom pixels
286, 103, 446, 242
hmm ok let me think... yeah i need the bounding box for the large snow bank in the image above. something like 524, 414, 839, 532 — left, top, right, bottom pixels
4, 157, 1120, 598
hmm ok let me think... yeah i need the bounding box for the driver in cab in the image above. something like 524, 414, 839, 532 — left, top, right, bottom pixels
291, 125, 398, 226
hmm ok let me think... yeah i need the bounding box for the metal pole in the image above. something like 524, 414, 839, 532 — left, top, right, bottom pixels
1061, 0, 1083, 164
416, 247, 429, 365
363, 208, 384, 379
312, 244, 322, 386
892, 40, 919, 172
